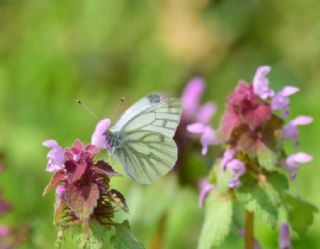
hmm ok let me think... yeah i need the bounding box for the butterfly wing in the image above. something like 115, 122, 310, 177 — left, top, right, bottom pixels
111, 96, 182, 184
114, 131, 178, 184
112, 94, 161, 132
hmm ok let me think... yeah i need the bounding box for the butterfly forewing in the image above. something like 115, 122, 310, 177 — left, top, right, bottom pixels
120, 98, 182, 138
113, 94, 161, 132
114, 131, 178, 184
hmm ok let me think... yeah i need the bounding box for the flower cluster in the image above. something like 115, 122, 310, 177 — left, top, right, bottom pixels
43, 119, 128, 233
192, 66, 314, 248
200, 66, 312, 192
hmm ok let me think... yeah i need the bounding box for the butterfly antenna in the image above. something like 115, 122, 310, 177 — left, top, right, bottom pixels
111, 97, 125, 120
77, 100, 98, 119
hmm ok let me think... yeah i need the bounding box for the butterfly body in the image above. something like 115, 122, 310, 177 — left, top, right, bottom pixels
105, 94, 182, 184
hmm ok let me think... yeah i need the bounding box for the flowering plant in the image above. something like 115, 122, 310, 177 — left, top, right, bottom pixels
188, 66, 317, 249
43, 120, 145, 249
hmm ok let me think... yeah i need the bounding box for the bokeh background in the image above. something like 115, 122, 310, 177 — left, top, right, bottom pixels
0, 0, 319, 248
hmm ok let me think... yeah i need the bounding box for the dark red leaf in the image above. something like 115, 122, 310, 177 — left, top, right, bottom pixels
43, 171, 66, 196
65, 160, 87, 183
93, 161, 121, 177
108, 189, 129, 212
66, 183, 100, 219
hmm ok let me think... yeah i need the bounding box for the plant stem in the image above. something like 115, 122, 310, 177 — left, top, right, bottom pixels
245, 210, 254, 249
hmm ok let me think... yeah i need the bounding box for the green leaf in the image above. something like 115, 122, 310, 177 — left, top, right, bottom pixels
197, 190, 233, 249
66, 183, 100, 219
70, 221, 106, 249
236, 174, 279, 227
110, 220, 145, 249
256, 141, 277, 171
284, 194, 318, 236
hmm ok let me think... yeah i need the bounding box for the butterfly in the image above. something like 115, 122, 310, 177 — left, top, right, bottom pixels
105, 94, 182, 184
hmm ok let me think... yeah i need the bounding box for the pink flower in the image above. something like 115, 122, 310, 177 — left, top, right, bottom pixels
198, 178, 215, 208
43, 140, 65, 172
187, 123, 221, 155
279, 223, 292, 249
182, 77, 216, 124
253, 66, 274, 100
282, 115, 313, 147
271, 86, 299, 118
282, 152, 313, 180
91, 119, 111, 150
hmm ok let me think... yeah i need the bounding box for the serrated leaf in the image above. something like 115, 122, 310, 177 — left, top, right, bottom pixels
110, 220, 145, 249
70, 221, 106, 249
284, 194, 318, 235
256, 141, 277, 171
66, 183, 100, 219
236, 174, 278, 226
197, 190, 233, 249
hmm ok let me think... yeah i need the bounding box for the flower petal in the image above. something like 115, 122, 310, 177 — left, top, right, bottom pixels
198, 178, 214, 208
279, 223, 292, 249
91, 118, 111, 149
187, 123, 206, 134
196, 102, 216, 124
281, 86, 299, 97
291, 115, 313, 126
253, 66, 274, 99
182, 77, 205, 119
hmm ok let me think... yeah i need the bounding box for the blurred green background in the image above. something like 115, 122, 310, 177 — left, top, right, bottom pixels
0, 0, 319, 248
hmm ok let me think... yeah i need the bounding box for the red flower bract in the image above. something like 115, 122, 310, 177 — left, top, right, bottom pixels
220, 81, 272, 140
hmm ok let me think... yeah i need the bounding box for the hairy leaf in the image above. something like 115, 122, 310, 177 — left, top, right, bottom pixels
70, 221, 106, 249
284, 194, 318, 235
197, 190, 233, 249
66, 183, 100, 219
110, 220, 145, 249
236, 174, 279, 226
256, 141, 277, 171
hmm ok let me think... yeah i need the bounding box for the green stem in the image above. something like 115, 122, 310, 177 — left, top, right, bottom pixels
245, 210, 254, 249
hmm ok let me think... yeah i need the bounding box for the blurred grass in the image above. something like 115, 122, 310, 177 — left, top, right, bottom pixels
0, 0, 320, 248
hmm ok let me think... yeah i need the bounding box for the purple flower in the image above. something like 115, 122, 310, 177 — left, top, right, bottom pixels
221, 149, 236, 171
91, 118, 111, 150
279, 223, 292, 249
43, 140, 65, 172
282, 115, 313, 147
253, 65, 274, 100
220, 149, 245, 188
227, 159, 246, 188
198, 178, 215, 208
182, 77, 216, 124
271, 86, 299, 118
187, 123, 221, 155
282, 152, 313, 180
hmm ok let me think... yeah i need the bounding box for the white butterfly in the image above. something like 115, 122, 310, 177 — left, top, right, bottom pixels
105, 94, 182, 184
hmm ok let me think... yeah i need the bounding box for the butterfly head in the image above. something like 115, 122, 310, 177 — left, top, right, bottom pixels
105, 130, 123, 150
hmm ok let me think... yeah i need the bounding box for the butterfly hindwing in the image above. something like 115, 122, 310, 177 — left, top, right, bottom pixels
114, 131, 178, 184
